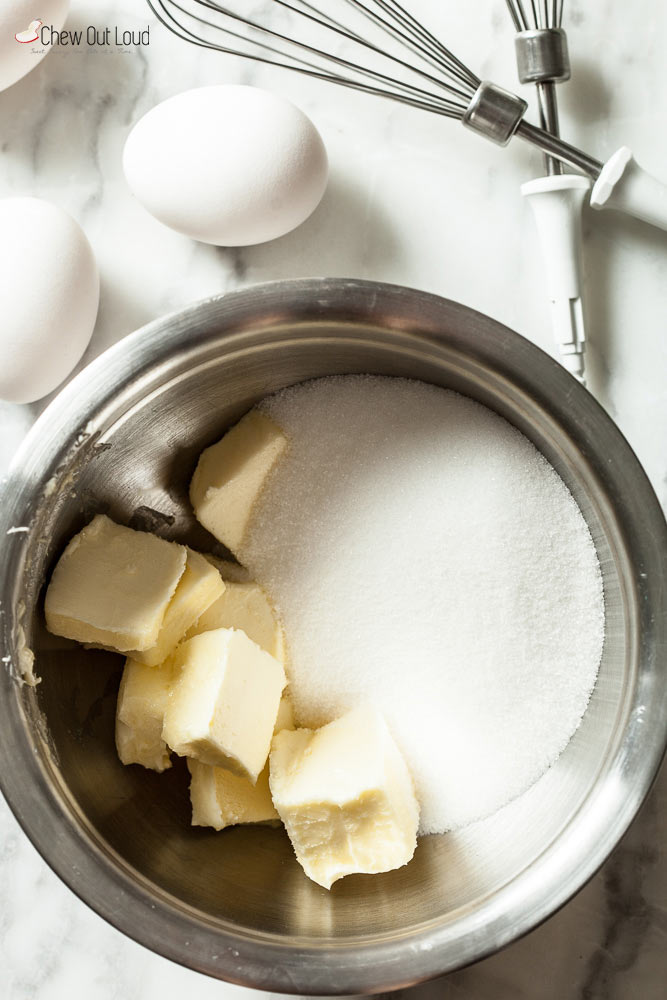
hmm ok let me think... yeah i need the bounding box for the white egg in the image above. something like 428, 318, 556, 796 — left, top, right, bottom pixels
0, 197, 99, 404
0, 0, 70, 92
123, 85, 329, 246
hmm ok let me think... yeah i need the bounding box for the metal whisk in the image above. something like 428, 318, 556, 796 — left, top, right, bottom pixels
505, 0, 588, 382
505, 0, 568, 175
146, 0, 667, 231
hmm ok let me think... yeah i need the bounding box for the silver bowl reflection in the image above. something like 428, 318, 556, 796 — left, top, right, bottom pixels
0, 279, 666, 995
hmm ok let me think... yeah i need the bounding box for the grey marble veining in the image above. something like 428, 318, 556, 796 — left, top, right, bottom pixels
1, 1, 666, 998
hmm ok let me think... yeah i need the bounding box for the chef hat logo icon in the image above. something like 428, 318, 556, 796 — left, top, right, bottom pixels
15, 19, 43, 44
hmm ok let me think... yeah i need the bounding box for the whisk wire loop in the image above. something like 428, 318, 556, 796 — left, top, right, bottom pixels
368, 0, 480, 90
149, 0, 469, 116
270, 0, 477, 102
147, 0, 604, 177
160, 0, 478, 108
506, 0, 562, 31
333, 0, 479, 95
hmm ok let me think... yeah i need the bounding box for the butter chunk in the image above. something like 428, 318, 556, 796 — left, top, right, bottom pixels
129, 549, 225, 666
185, 578, 284, 662
269, 707, 419, 890
188, 758, 279, 829
115, 655, 178, 772
190, 410, 287, 555
188, 693, 295, 830
162, 627, 286, 779
274, 692, 295, 733
45, 515, 187, 652
202, 554, 251, 584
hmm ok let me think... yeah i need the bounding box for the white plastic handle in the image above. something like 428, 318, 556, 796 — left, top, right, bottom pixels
590, 147, 667, 230
521, 174, 590, 381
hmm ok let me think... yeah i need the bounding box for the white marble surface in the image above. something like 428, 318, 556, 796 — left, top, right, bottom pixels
1, 1, 666, 997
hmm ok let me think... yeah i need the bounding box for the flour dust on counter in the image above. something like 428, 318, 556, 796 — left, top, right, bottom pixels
238, 375, 605, 835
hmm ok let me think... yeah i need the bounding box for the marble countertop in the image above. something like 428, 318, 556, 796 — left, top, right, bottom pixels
1, 1, 666, 997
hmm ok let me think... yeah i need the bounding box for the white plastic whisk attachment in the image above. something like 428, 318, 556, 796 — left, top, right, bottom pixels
522, 175, 590, 381
591, 147, 667, 231
505, 0, 589, 382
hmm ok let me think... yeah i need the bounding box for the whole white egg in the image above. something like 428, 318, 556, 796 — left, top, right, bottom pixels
0, 0, 70, 92
123, 85, 329, 246
0, 197, 99, 404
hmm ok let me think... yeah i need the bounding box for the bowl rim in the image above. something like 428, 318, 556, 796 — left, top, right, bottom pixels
1, 277, 666, 994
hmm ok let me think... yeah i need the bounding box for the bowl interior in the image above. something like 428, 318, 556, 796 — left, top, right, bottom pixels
2, 284, 665, 992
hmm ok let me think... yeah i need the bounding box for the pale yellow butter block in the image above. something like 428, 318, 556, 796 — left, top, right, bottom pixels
189, 410, 287, 555
201, 554, 251, 584
274, 692, 295, 733
115, 655, 178, 772
185, 578, 284, 662
188, 694, 295, 830
129, 549, 225, 666
187, 758, 221, 828
269, 707, 419, 890
45, 514, 187, 652
188, 759, 278, 829
162, 627, 286, 779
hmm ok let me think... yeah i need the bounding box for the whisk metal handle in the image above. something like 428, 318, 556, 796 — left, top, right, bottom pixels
514, 28, 570, 85
516, 127, 667, 231
514, 27, 570, 175
514, 121, 602, 177
460, 84, 601, 175
461, 82, 527, 146
535, 82, 562, 176
452, 87, 667, 231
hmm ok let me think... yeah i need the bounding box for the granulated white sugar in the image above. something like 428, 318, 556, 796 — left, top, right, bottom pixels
239, 376, 605, 835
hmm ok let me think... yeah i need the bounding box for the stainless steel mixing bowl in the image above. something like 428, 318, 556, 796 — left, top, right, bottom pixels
1, 279, 666, 995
